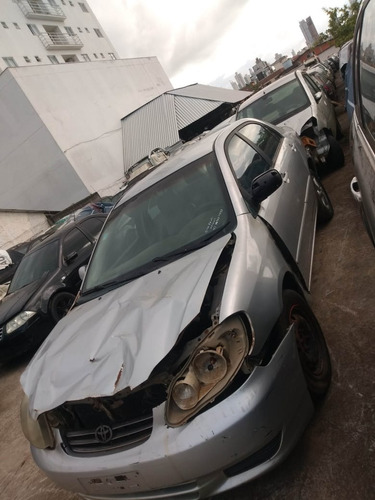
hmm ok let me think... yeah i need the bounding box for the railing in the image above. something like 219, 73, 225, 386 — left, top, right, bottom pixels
38, 32, 83, 49
17, 0, 66, 21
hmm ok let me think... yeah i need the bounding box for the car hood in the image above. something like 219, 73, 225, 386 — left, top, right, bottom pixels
21, 235, 231, 419
276, 106, 313, 135
0, 280, 43, 323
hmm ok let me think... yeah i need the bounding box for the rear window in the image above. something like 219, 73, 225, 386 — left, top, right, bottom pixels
237, 78, 310, 124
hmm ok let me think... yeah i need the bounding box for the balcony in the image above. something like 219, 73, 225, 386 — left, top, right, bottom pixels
17, 0, 66, 21
39, 32, 83, 50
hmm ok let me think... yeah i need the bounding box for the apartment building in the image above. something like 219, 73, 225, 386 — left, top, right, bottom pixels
0, 0, 118, 71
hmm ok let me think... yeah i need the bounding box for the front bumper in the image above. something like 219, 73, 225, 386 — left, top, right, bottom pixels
31, 325, 314, 499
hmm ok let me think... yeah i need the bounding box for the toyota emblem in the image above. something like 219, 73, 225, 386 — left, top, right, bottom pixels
95, 424, 113, 443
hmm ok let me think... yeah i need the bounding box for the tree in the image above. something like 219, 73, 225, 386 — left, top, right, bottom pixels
324, 1, 361, 47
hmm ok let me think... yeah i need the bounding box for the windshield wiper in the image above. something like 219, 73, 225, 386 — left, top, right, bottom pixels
152, 223, 232, 263
81, 271, 146, 296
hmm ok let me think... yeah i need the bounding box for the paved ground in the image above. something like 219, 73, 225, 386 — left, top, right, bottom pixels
0, 79, 374, 500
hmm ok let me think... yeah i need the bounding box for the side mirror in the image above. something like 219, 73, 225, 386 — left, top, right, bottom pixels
78, 265, 87, 281
314, 91, 322, 102
251, 169, 282, 204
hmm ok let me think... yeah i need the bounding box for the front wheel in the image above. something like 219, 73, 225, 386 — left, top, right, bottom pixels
279, 290, 332, 402
312, 175, 334, 224
49, 291, 76, 323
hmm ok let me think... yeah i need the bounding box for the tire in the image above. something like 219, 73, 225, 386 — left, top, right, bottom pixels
279, 290, 332, 402
326, 134, 344, 169
312, 175, 334, 224
49, 291, 76, 323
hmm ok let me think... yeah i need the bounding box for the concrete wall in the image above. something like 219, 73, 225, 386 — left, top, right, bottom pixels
0, 69, 90, 212
0, 212, 50, 249
10, 58, 173, 197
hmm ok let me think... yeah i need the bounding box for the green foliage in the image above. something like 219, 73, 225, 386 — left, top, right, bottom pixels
323, 1, 361, 46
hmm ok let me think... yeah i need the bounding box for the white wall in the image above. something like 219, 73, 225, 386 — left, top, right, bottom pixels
11, 58, 173, 195
0, 212, 50, 250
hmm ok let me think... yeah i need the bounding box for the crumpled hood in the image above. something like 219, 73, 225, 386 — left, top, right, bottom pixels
276, 106, 313, 135
21, 235, 231, 418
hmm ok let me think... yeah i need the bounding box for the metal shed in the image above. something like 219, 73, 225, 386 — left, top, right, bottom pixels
121, 83, 250, 175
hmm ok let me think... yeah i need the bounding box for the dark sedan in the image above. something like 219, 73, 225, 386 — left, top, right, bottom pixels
0, 214, 106, 361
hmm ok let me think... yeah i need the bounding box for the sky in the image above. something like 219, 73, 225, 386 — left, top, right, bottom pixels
87, 0, 349, 89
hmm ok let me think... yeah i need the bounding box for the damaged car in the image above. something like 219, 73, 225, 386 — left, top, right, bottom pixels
236, 69, 344, 172
20, 118, 332, 499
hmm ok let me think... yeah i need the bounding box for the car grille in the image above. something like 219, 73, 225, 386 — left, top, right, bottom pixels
61, 411, 153, 456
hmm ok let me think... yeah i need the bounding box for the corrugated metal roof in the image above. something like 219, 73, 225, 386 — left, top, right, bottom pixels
121, 84, 251, 173
168, 83, 250, 103
174, 96, 221, 129
122, 94, 179, 172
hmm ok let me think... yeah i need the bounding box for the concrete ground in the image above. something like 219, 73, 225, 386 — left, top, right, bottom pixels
0, 79, 374, 500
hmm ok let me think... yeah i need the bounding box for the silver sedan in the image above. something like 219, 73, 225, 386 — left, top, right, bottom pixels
21, 118, 332, 499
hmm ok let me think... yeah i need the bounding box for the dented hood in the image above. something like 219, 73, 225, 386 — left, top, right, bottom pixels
21, 235, 231, 418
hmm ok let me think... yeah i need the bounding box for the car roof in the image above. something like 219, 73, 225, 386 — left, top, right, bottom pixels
26, 214, 107, 254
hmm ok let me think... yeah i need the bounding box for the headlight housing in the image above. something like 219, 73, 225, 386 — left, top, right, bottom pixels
20, 394, 55, 449
6, 311, 36, 334
165, 314, 252, 427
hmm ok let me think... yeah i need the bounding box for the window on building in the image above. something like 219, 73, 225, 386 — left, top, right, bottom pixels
1, 22, 9, 29
94, 28, 103, 38
2, 57, 18, 67
85, 27, 89, 33
48, 55, 59, 64
81, 54, 90, 62
77, 27, 82, 32
27, 24, 40, 36
78, 2, 89, 12
65, 26, 75, 36
35, 56, 42, 62
62, 54, 78, 63
24, 56, 31, 63
100, 53, 105, 58
13, 23, 20, 30
93, 53, 98, 59
108, 52, 116, 60
61, 0, 66, 4
69, 1, 74, 6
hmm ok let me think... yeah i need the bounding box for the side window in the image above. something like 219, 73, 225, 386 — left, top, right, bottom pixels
226, 123, 280, 191
358, 0, 375, 145
303, 74, 320, 94
78, 217, 104, 240
237, 123, 281, 162
62, 228, 91, 260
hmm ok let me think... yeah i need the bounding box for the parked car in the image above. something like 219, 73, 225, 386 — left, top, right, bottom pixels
350, 0, 375, 246
236, 70, 344, 172
0, 214, 106, 361
307, 68, 337, 101
20, 118, 332, 499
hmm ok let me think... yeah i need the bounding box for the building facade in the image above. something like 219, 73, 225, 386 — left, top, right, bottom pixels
0, 0, 118, 72
299, 16, 319, 47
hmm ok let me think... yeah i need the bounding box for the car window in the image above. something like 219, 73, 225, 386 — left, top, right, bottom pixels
62, 228, 92, 260
303, 73, 320, 94
357, 0, 375, 145
226, 123, 280, 190
82, 153, 236, 292
78, 217, 104, 240
8, 240, 59, 293
237, 77, 310, 125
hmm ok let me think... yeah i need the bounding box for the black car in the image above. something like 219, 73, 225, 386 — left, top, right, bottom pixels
0, 214, 106, 361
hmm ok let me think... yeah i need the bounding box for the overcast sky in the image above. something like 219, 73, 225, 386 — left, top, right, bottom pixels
87, 0, 349, 88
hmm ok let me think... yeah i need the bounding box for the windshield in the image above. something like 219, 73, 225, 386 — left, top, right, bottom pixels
9, 240, 59, 293
82, 153, 235, 294
237, 77, 310, 124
